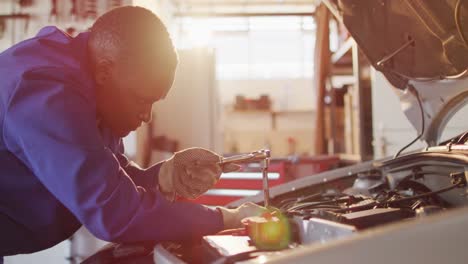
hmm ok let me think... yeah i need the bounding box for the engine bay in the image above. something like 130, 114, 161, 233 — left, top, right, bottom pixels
158, 146, 468, 264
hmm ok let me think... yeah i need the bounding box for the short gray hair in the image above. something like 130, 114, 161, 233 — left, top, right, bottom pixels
88, 6, 178, 70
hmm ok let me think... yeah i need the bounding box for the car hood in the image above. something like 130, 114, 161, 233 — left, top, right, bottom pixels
323, 0, 468, 145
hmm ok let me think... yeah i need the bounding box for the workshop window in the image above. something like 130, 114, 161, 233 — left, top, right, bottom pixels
175, 16, 320, 80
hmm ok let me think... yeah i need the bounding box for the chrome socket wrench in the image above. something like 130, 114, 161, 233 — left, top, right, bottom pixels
219, 149, 271, 207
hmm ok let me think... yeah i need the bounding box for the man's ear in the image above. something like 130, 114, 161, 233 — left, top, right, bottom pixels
94, 58, 113, 86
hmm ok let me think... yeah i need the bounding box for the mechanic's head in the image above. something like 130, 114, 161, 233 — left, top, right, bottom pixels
88, 6, 178, 137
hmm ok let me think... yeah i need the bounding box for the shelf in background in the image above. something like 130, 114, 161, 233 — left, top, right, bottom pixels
332, 37, 354, 65
228, 109, 315, 115
225, 109, 315, 130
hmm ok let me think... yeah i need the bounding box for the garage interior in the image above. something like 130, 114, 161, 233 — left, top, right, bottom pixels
1, 0, 467, 263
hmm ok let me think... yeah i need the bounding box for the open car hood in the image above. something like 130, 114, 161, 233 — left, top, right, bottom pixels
323, 0, 468, 145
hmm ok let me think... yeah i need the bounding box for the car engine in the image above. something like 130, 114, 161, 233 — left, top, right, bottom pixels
157, 146, 468, 263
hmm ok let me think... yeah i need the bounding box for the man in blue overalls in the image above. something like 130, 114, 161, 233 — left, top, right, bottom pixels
0, 6, 263, 263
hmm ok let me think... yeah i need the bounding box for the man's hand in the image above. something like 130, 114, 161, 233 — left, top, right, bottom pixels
158, 147, 240, 200
217, 202, 267, 229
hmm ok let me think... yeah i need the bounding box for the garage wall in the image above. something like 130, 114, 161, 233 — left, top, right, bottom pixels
132, 0, 174, 26
216, 78, 316, 156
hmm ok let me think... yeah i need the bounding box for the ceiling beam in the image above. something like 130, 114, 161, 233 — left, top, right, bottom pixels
171, 0, 317, 7
0, 13, 30, 19
174, 11, 315, 17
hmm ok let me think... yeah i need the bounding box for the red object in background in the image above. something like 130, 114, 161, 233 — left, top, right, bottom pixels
290, 155, 340, 179
191, 162, 288, 206
287, 137, 297, 155
183, 156, 340, 206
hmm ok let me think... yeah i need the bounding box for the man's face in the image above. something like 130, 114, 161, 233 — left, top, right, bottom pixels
96, 58, 175, 137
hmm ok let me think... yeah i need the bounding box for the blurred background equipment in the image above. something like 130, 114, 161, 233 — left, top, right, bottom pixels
234, 94, 272, 111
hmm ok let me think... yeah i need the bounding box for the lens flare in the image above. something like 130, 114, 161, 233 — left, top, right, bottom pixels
243, 207, 291, 250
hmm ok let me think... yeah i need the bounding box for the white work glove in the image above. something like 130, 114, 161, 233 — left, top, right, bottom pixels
217, 202, 267, 229
158, 147, 241, 200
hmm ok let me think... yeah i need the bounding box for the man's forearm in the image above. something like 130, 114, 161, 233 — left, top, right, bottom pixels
116, 153, 163, 189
